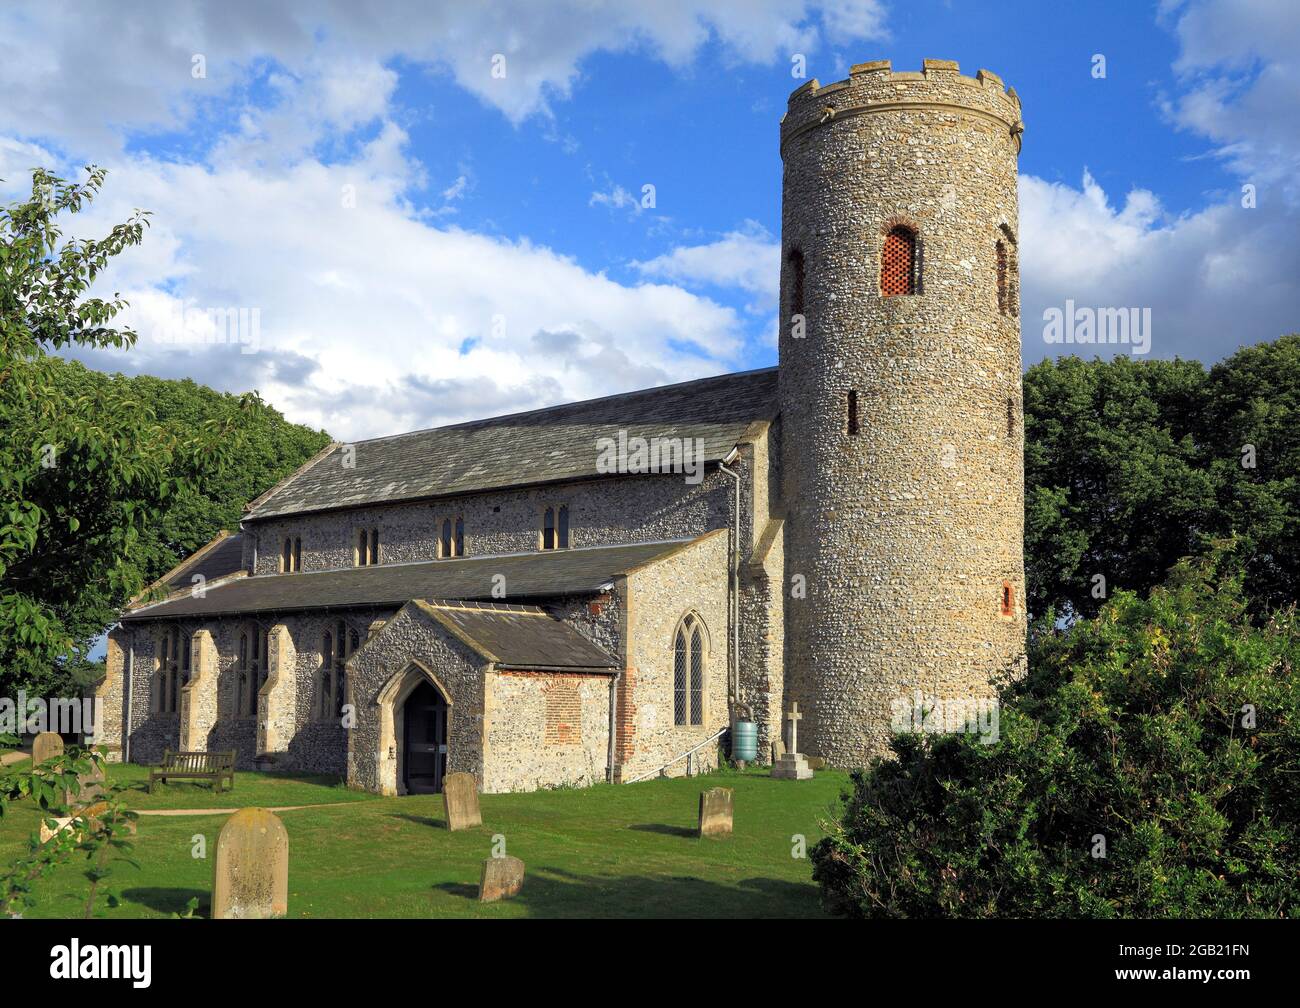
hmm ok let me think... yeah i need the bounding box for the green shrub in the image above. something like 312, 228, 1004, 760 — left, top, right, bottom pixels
811, 546, 1300, 918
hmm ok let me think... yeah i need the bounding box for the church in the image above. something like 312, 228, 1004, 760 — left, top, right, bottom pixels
92, 58, 1028, 794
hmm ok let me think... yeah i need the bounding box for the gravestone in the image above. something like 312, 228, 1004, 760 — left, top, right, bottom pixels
698, 787, 734, 838
31, 732, 64, 765
771, 739, 786, 764
212, 808, 289, 919
40, 800, 115, 845
772, 703, 814, 780
478, 856, 525, 902
63, 760, 107, 809
443, 772, 482, 831
806, 756, 827, 771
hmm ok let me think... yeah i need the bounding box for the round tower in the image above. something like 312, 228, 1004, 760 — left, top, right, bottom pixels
779, 58, 1027, 766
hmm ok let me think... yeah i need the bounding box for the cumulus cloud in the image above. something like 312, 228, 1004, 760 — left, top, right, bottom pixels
46, 126, 746, 441
633, 222, 780, 314
1019, 169, 1300, 364
0, 0, 892, 440
0, 0, 888, 147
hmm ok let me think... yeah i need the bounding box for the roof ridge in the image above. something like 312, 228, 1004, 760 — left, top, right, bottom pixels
338, 365, 778, 448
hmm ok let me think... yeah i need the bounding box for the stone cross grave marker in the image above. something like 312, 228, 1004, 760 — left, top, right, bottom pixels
31, 732, 64, 765
443, 772, 482, 830
772, 703, 814, 781
212, 807, 289, 919
479, 855, 525, 902
698, 787, 734, 838
786, 703, 803, 753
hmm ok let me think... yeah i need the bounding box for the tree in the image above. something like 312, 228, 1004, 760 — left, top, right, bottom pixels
0, 168, 240, 698
1023, 354, 1216, 622
1023, 341, 1300, 622
810, 545, 1300, 918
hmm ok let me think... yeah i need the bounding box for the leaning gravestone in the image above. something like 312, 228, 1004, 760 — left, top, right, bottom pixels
479, 856, 525, 902
63, 760, 107, 809
698, 787, 734, 838
212, 808, 289, 919
443, 772, 482, 831
31, 732, 64, 765
771, 739, 786, 764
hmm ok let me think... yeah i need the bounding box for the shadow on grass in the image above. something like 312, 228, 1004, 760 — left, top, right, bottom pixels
628, 823, 698, 839
121, 887, 210, 918
387, 813, 448, 829
436, 865, 821, 918
434, 881, 480, 900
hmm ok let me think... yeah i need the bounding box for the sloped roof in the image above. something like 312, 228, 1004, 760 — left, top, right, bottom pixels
127, 531, 246, 609
412, 600, 617, 670
120, 537, 704, 622
245, 367, 777, 520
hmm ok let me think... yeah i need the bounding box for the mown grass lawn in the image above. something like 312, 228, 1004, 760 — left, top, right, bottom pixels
2, 765, 848, 918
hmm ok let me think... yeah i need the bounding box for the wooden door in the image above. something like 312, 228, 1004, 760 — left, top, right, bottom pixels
403, 681, 447, 794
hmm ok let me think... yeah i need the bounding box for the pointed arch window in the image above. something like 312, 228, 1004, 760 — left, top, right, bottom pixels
320, 620, 359, 720
281, 536, 302, 572
355, 528, 380, 565
541, 504, 570, 550
439, 517, 463, 558
238, 622, 268, 717
788, 247, 805, 321
672, 612, 707, 726
881, 225, 917, 296
996, 226, 1018, 317
996, 239, 1009, 315
156, 626, 184, 713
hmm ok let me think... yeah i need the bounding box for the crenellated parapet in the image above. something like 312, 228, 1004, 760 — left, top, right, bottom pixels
781, 58, 1023, 157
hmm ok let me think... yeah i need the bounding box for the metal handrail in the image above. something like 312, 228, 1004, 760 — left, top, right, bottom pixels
622, 725, 728, 784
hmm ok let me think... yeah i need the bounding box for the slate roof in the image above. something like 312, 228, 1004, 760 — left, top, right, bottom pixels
127, 531, 247, 610
161, 532, 245, 591
120, 537, 701, 622
245, 367, 777, 520
412, 600, 617, 670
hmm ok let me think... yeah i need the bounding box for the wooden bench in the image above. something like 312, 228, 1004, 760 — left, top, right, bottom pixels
149, 750, 236, 794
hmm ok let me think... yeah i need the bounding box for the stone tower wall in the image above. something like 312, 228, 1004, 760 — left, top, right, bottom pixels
779, 58, 1027, 766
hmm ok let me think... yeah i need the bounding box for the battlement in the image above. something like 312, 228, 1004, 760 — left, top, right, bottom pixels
781, 58, 1022, 156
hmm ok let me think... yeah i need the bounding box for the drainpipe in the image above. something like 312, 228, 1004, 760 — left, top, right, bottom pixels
606, 670, 621, 783
718, 448, 742, 710
122, 630, 134, 764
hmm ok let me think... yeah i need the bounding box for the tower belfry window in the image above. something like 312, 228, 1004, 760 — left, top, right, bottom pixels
847, 390, 860, 435
881, 226, 917, 296
789, 247, 805, 320
996, 239, 1010, 315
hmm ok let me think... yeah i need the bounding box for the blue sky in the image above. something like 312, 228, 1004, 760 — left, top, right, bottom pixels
1, 0, 1297, 440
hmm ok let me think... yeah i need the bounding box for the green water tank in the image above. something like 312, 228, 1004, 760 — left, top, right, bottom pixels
731, 719, 758, 762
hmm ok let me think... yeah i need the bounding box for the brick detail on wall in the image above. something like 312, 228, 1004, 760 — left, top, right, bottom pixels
542, 677, 582, 745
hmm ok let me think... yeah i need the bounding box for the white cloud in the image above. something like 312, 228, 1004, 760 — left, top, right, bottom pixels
52, 129, 746, 441
1019, 169, 1300, 364
0, 0, 889, 149
1015, 1, 1300, 365
1162, 0, 1300, 201
633, 222, 780, 313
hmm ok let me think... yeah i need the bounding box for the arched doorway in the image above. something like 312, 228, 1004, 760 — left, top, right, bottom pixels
402, 680, 448, 794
